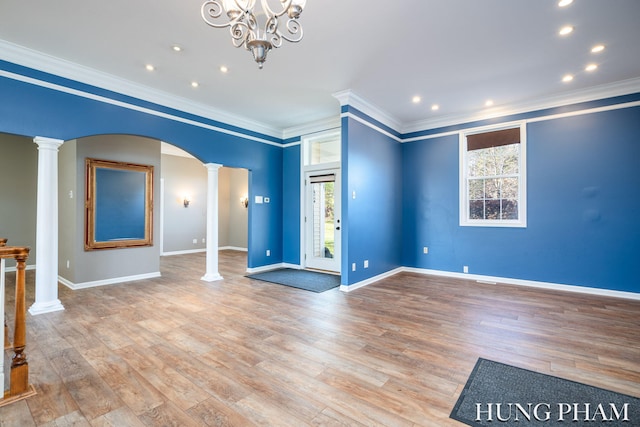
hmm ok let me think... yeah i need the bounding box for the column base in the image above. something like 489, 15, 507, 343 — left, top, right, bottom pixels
28, 299, 65, 316
201, 273, 224, 282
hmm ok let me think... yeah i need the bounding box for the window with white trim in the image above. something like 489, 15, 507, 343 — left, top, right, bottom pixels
459, 123, 527, 227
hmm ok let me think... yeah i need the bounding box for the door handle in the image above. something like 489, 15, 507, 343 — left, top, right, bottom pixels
336, 226, 341, 230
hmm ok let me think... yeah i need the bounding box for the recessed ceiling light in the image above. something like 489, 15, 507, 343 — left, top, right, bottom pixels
585, 63, 598, 72
591, 44, 605, 53
172, 45, 182, 52
485, 100, 494, 107
191, 81, 199, 88
559, 25, 574, 36
220, 65, 229, 73
562, 74, 574, 82
412, 95, 421, 104
558, 0, 573, 7
145, 64, 155, 72
431, 104, 439, 111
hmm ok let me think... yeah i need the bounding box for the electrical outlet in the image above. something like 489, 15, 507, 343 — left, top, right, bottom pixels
352, 263, 356, 271
423, 246, 429, 254
364, 260, 369, 268
463, 265, 469, 273
193, 238, 197, 244
202, 238, 205, 243
66, 260, 70, 269
266, 249, 270, 256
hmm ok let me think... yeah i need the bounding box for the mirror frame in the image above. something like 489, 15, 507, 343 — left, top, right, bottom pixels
84, 158, 154, 250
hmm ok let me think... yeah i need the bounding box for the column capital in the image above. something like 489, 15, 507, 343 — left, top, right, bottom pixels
203, 163, 224, 171
33, 136, 64, 150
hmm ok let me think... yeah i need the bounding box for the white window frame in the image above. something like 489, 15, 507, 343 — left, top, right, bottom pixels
459, 121, 527, 228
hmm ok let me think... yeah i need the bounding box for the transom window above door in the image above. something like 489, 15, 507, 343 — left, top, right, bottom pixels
303, 130, 340, 166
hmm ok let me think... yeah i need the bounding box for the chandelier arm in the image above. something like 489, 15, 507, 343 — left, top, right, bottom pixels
230, 22, 252, 48
201, 1, 232, 28
261, 0, 292, 19
277, 18, 304, 43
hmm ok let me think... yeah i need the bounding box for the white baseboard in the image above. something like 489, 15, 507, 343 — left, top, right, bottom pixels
246, 263, 285, 274
343, 266, 640, 301
282, 263, 302, 270
246, 262, 302, 274
59, 272, 162, 290
162, 247, 248, 256
161, 249, 206, 256
340, 267, 403, 292
219, 246, 248, 252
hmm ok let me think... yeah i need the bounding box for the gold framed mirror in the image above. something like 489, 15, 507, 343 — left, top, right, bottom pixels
84, 158, 154, 250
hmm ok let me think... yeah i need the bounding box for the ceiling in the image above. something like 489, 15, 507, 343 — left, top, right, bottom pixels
1, 1, 639, 137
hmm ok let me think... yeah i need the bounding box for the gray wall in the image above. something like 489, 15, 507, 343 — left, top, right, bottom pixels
161, 154, 248, 253
0, 133, 38, 268
161, 154, 208, 253
59, 135, 162, 284
220, 167, 248, 249
58, 139, 77, 277
2, 133, 248, 285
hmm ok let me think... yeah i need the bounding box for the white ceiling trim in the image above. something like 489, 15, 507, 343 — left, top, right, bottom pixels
333, 90, 403, 133
332, 79, 640, 137
3, 40, 640, 142
401, 77, 640, 135
0, 69, 284, 147
0, 40, 283, 139
282, 116, 341, 140
340, 112, 402, 143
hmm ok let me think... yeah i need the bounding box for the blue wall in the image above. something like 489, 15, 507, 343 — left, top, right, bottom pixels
3, 58, 639, 294
402, 105, 640, 293
342, 115, 403, 285
0, 61, 284, 269
282, 144, 301, 265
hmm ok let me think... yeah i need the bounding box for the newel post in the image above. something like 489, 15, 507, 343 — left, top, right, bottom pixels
10, 250, 30, 396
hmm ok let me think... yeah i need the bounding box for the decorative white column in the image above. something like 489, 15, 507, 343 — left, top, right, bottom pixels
29, 137, 65, 315
201, 163, 224, 282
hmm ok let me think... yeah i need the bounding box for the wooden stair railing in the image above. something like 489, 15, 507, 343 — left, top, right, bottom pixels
0, 238, 36, 406
1, 238, 9, 351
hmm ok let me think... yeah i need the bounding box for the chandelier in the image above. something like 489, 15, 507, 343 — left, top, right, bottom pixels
201, 0, 306, 69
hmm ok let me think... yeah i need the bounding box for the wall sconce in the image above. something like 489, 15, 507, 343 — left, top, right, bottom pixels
240, 195, 249, 209
183, 196, 190, 208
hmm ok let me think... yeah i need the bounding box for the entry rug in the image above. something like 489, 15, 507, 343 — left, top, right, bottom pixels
450, 358, 640, 426
246, 268, 340, 293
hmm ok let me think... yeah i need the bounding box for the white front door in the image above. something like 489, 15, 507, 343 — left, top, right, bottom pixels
304, 169, 341, 272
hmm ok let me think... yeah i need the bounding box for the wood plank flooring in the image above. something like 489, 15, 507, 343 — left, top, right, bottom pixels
2, 250, 639, 426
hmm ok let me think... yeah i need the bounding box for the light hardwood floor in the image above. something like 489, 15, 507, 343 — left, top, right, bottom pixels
2, 250, 639, 426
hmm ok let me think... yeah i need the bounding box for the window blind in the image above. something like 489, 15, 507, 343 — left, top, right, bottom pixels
467, 127, 520, 151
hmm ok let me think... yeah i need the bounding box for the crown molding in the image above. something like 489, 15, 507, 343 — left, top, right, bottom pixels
401, 77, 640, 135
282, 115, 341, 140
4, 40, 640, 143
332, 89, 402, 132
0, 40, 283, 139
